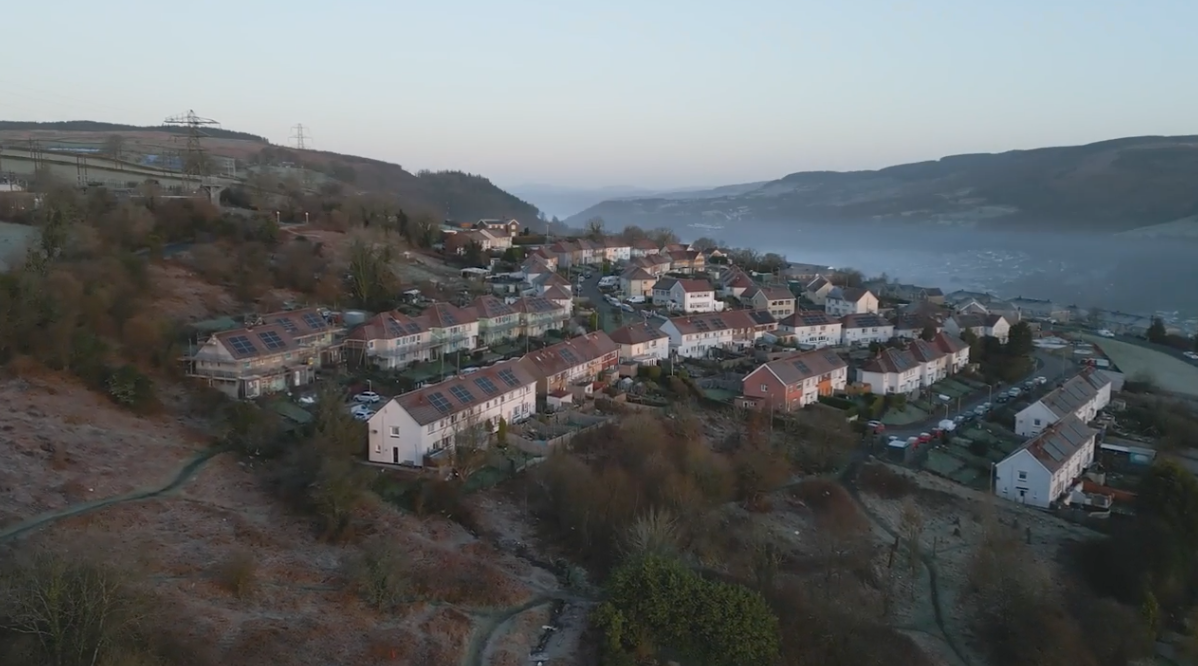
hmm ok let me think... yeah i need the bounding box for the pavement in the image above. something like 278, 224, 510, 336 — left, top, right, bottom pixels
885, 350, 1077, 440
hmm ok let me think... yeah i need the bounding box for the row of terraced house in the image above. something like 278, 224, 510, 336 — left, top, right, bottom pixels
185, 293, 572, 399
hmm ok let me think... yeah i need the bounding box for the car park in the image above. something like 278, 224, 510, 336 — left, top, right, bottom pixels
354, 391, 381, 403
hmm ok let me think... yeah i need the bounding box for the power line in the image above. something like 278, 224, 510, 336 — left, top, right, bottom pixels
289, 124, 310, 150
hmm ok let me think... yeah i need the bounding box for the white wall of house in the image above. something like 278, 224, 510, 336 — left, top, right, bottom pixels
841, 325, 894, 346
987, 318, 1011, 343
1015, 402, 1060, 437
919, 358, 949, 386
366, 382, 536, 467
675, 284, 716, 313
827, 293, 878, 316
617, 338, 669, 364
783, 323, 843, 348
367, 331, 433, 369
661, 323, 734, 358
860, 366, 922, 394
994, 449, 1055, 508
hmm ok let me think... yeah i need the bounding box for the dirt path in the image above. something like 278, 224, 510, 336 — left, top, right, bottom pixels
0, 447, 228, 543
462, 596, 556, 666
838, 460, 973, 666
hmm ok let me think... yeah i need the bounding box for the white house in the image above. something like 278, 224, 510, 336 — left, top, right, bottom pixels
1014, 371, 1113, 437
345, 310, 432, 370
744, 285, 797, 319
803, 276, 836, 305
777, 311, 842, 349
825, 287, 879, 316
652, 277, 717, 313
840, 313, 894, 347
609, 322, 670, 365
718, 268, 756, 299
620, 266, 658, 298
858, 347, 923, 395
857, 337, 964, 395
366, 362, 537, 467
932, 332, 971, 372
994, 414, 1096, 508
600, 238, 632, 263
944, 313, 1011, 343
659, 310, 776, 358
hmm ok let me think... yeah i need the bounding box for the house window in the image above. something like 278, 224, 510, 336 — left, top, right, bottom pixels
1034, 418, 1041, 426
760, 384, 768, 392
1017, 471, 1027, 480
389, 426, 400, 437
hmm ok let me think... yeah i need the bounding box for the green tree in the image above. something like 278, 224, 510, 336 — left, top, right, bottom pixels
463, 241, 485, 267
1006, 321, 1035, 356
589, 311, 600, 331
1138, 460, 1198, 548
920, 323, 937, 341
1147, 317, 1167, 343
496, 417, 508, 448
594, 555, 779, 666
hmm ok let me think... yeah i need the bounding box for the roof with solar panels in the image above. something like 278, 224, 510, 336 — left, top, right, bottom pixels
345, 311, 428, 343
1009, 413, 1096, 472
210, 308, 333, 360
666, 310, 777, 336
393, 361, 537, 425
518, 331, 618, 380
748, 349, 848, 386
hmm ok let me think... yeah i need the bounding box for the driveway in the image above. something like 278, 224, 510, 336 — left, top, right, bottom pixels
884, 350, 1076, 440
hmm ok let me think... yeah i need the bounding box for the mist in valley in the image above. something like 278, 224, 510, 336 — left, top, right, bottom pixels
665, 219, 1198, 319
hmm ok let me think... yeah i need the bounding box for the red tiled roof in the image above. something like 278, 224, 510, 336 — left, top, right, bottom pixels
751, 349, 846, 387
610, 322, 668, 345
519, 331, 618, 380
393, 361, 536, 426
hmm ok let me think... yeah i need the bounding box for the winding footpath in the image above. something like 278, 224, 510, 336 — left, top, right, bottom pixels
0, 447, 229, 543
838, 459, 974, 666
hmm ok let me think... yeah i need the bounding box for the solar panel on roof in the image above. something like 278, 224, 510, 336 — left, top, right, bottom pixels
386, 320, 404, 337
792, 360, 811, 374
497, 368, 520, 387
304, 313, 328, 330
404, 321, 423, 335
275, 317, 298, 334
441, 308, 458, 325
227, 335, 257, 356
559, 348, 579, 364
257, 330, 286, 350
449, 385, 475, 403
427, 392, 452, 413
474, 376, 499, 395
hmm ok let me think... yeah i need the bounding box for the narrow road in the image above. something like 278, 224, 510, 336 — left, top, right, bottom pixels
0, 447, 228, 543
887, 350, 1076, 439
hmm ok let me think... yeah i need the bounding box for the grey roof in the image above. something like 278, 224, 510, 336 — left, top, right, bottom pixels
754, 349, 847, 386
841, 313, 891, 330
861, 348, 921, 374
780, 310, 840, 328
1019, 414, 1096, 472
1039, 371, 1111, 418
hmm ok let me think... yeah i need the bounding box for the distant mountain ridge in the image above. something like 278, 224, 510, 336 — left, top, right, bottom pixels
566, 135, 1198, 235
510, 181, 768, 219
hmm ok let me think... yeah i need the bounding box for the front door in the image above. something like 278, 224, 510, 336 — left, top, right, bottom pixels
392, 447, 399, 464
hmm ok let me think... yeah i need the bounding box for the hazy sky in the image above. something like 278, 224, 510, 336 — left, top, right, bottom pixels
5, 0, 1197, 189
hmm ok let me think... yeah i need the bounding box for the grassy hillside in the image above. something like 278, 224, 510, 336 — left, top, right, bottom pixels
0, 121, 541, 223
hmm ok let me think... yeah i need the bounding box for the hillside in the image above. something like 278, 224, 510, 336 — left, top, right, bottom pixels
0, 121, 541, 222
566, 135, 1198, 234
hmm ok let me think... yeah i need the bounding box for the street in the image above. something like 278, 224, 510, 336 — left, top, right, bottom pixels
577, 269, 645, 331
886, 350, 1077, 439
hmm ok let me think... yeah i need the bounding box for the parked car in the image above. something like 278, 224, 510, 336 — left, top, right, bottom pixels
296, 394, 316, 406
917, 432, 932, 444
461, 367, 480, 375
1035, 376, 1048, 385
866, 420, 885, 433
995, 395, 1010, 404
354, 391, 381, 403
953, 415, 967, 425
350, 404, 374, 419
1184, 351, 1198, 360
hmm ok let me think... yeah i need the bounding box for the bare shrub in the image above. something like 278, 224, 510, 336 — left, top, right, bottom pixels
348, 538, 409, 613
622, 507, 680, 559
216, 549, 257, 599
789, 479, 868, 532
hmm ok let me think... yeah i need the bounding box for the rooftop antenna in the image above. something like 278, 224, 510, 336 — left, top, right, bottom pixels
163, 109, 220, 180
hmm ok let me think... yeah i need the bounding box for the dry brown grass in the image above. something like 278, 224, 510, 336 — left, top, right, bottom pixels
858, 462, 918, 499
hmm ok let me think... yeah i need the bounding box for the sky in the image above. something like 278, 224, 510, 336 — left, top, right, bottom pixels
4, 0, 1197, 189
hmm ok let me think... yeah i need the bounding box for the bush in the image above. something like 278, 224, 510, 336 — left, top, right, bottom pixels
594, 555, 779, 666
348, 538, 410, 612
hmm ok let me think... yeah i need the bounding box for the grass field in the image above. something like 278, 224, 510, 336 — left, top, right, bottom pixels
1084, 335, 1198, 397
